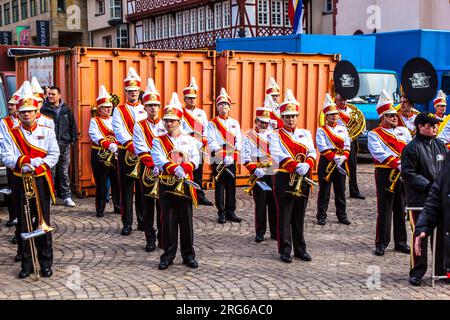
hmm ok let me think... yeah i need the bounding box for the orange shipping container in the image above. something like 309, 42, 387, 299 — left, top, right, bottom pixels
16, 48, 337, 197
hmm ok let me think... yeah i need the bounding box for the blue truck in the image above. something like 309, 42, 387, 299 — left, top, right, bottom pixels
216, 34, 400, 153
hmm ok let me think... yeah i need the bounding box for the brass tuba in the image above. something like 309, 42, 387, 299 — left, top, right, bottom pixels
318, 103, 366, 141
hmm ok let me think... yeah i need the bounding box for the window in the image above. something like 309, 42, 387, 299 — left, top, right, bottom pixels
143, 19, 149, 41
102, 35, 112, 48
110, 0, 121, 19
116, 24, 128, 48
4, 3, 10, 25
155, 16, 162, 39
258, 0, 268, 26
162, 15, 168, 39
284, 0, 291, 26
96, 0, 105, 15
149, 19, 155, 40
271, 0, 282, 26
30, 0, 36, 16
206, 6, 213, 31
21, 0, 28, 19
40, 0, 48, 13
12, 1, 19, 23
198, 7, 205, 32
0, 6, 2, 26
57, 0, 65, 12
183, 11, 190, 35
190, 9, 197, 34
325, 0, 333, 13
214, 2, 222, 29
169, 14, 176, 37
223, 2, 230, 28
176, 12, 183, 36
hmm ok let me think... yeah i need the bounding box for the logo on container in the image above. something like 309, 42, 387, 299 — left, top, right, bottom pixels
410, 72, 431, 89
340, 74, 355, 88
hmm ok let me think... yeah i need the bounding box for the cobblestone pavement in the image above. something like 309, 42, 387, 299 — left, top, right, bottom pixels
0, 162, 449, 300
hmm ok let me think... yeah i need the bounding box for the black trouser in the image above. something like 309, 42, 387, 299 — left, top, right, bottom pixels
349, 140, 362, 196
13, 175, 53, 272
193, 155, 206, 199
317, 157, 347, 220
159, 183, 195, 262
213, 163, 236, 217
6, 168, 16, 222
91, 149, 120, 215
117, 149, 143, 228
374, 168, 407, 249
253, 175, 277, 238
140, 165, 161, 245
274, 172, 310, 257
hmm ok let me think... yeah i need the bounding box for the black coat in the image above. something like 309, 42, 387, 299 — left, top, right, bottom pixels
41, 99, 77, 146
401, 133, 447, 207
415, 153, 450, 274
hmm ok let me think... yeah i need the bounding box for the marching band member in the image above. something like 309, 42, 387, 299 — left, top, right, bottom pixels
368, 90, 411, 257
396, 94, 419, 137
0, 81, 59, 279
335, 92, 365, 200
269, 89, 316, 263
89, 85, 120, 217
112, 67, 147, 236
316, 94, 351, 226
266, 77, 283, 129
133, 78, 166, 252
181, 76, 213, 206
241, 97, 276, 243
207, 88, 242, 224
30, 77, 54, 130
151, 93, 200, 270
433, 90, 447, 122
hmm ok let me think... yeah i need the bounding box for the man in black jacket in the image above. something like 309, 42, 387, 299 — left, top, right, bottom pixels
40, 86, 77, 207
414, 152, 450, 284
401, 112, 447, 286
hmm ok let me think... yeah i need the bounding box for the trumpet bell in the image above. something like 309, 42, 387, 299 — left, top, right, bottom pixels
166, 179, 191, 199
127, 162, 140, 179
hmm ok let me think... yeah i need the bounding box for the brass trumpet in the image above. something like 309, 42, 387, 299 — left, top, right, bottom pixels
125, 150, 140, 179
386, 169, 401, 193
164, 150, 193, 199
244, 160, 272, 196
142, 166, 159, 198
214, 148, 236, 182
98, 137, 117, 169
324, 162, 337, 182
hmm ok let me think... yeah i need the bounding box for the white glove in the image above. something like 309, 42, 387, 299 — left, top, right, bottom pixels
254, 168, 266, 179
21, 164, 34, 173
295, 163, 310, 176
152, 166, 160, 177
224, 155, 234, 166
174, 166, 186, 179
30, 157, 44, 167
108, 143, 118, 153
333, 155, 346, 166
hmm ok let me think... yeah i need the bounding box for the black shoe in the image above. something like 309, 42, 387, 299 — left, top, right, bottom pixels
218, 214, 226, 224
18, 269, 30, 279
280, 254, 292, 263
317, 218, 326, 225
338, 217, 351, 225
158, 260, 173, 270
374, 247, 385, 256
11, 236, 18, 245
6, 220, 13, 227
295, 252, 312, 261
41, 268, 53, 277
14, 254, 22, 262
96, 212, 104, 217
394, 244, 410, 254
226, 213, 242, 223
120, 226, 132, 236
350, 193, 365, 200
255, 235, 264, 243
198, 197, 213, 206
137, 224, 144, 231
145, 241, 156, 252
114, 207, 121, 214
183, 259, 199, 268
409, 277, 422, 286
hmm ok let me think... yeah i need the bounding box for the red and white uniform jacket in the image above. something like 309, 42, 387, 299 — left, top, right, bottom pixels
316, 124, 351, 160
269, 104, 283, 130
368, 125, 412, 169
133, 118, 166, 168
0, 115, 20, 139
0, 123, 60, 202
89, 115, 117, 150
112, 101, 147, 154
207, 115, 242, 163
181, 106, 208, 150
397, 112, 417, 136
269, 127, 316, 173
36, 113, 55, 130
241, 128, 273, 174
